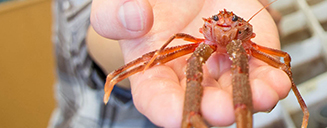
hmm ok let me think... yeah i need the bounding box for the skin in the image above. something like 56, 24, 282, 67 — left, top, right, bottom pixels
89, 0, 291, 127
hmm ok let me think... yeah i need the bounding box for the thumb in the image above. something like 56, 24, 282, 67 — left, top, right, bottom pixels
91, 0, 153, 40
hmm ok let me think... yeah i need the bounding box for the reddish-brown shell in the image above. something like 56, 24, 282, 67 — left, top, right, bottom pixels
200, 9, 255, 48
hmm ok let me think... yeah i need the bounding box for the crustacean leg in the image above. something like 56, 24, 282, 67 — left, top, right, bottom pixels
144, 33, 204, 71
250, 42, 309, 128
227, 40, 253, 128
104, 33, 205, 104
251, 43, 291, 66
137, 33, 218, 128
182, 43, 216, 128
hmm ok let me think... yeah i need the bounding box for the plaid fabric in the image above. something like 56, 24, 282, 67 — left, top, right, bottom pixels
49, 0, 157, 127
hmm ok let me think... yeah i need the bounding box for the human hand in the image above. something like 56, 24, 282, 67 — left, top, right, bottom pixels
91, 0, 291, 127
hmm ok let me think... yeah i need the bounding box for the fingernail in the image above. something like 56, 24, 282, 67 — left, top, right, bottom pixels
119, 0, 144, 31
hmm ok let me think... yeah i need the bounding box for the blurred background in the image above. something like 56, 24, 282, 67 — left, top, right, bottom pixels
248, 0, 327, 127
1, 0, 327, 128
0, 0, 55, 128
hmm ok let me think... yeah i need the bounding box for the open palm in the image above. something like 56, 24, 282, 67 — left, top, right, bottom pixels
91, 0, 291, 127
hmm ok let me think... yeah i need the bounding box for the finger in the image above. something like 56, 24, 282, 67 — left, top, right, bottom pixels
130, 65, 183, 127
206, 53, 232, 81
249, 60, 292, 100
251, 78, 279, 112
248, 62, 291, 112
91, 0, 153, 40
201, 87, 235, 126
256, 67, 291, 99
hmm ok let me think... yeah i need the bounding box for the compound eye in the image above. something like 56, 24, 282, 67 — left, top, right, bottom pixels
232, 15, 238, 21
212, 15, 219, 21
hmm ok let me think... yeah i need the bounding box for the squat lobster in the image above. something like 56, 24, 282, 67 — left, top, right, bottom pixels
103, 7, 309, 128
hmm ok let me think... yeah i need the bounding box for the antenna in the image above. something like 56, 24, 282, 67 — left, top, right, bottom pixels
247, 0, 278, 23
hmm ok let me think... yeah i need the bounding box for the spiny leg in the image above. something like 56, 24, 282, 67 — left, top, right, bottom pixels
182, 43, 216, 128
227, 40, 253, 128
250, 46, 309, 128
251, 42, 291, 66
105, 42, 201, 81
104, 43, 201, 104
144, 33, 204, 71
